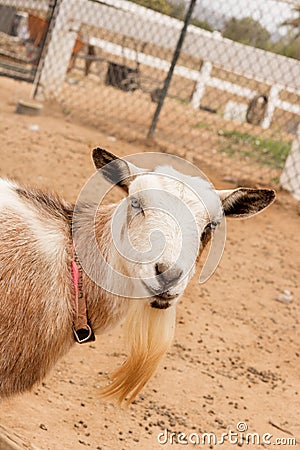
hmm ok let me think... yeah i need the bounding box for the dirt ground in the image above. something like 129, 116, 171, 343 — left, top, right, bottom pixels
0, 77, 299, 450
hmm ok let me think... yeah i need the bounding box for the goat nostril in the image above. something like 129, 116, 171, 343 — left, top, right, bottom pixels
155, 263, 160, 276
155, 263, 183, 285
155, 262, 168, 276
177, 268, 183, 279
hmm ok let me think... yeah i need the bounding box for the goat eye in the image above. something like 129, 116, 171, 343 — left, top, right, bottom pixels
131, 198, 141, 209
204, 221, 217, 232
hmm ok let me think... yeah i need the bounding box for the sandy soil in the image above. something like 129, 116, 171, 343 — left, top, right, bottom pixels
0, 77, 299, 450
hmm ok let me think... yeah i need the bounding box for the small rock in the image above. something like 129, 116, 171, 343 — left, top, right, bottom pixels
28, 124, 40, 131
39, 424, 47, 431
276, 290, 293, 303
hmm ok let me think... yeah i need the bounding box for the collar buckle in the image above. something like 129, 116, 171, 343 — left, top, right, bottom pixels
72, 243, 95, 344
73, 325, 95, 344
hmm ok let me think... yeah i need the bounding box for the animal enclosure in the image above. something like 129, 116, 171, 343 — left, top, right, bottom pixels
0, 0, 300, 199
0, 2, 299, 448
0, 76, 299, 449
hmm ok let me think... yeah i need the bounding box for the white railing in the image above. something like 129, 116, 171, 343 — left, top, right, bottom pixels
2, 0, 300, 128
1, 0, 300, 199
89, 37, 300, 129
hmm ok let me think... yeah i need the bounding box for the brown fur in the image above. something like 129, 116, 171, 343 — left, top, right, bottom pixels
0, 171, 275, 404
0, 182, 176, 404
0, 205, 73, 397
0, 185, 129, 399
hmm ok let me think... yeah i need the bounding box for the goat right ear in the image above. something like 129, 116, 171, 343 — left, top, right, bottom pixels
218, 187, 275, 218
92, 148, 132, 192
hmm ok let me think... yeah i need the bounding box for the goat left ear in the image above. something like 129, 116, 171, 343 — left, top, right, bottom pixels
92, 148, 132, 192
218, 188, 276, 218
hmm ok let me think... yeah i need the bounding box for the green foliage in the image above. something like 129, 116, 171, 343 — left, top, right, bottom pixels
193, 121, 213, 130
129, 2, 299, 60
130, 0, 171, 15
269, 36, 300, 60
218, 130, 291, 169
282, 6, 300, 38
190, 17, 213, 32
222, 17, 270, 50
221, 15, 300, 59
274, 6, 300, 59
130, 0, 213, 30
129, 0, 186, 19
168, 0, 185, 20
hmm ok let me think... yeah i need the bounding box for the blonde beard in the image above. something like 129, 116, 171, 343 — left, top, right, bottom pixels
99, 299, 176, 405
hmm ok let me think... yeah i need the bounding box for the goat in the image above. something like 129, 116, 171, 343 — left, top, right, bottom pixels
0, 149, 275, 404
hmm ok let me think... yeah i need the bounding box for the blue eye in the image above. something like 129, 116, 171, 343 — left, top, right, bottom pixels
131, 198, 141, 209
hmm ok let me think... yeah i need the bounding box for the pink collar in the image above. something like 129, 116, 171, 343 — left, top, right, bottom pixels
71, 244, 95, 344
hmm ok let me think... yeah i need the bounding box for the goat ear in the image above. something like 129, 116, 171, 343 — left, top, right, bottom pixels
218, 188, 275, 218
92, 148, 132, 192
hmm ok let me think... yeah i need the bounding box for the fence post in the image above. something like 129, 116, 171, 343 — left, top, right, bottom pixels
280, 123, 300, 200
190, 61, 213, 109
261, 84, 281, 130
147, 0, 197, 139
32, 0, 82, 100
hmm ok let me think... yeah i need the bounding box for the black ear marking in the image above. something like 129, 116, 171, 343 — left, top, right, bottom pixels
92, 148, 117, 168
221, 188, 276, 218
200, 223, 213, 249
92, 147, 131, 192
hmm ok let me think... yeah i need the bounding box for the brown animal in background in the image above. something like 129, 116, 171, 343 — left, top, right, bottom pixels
27, 13, 84, 68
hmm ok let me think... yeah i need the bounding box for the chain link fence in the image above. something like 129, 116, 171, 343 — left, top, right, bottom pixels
1, 0, 300, 198
0, 1, 51, 81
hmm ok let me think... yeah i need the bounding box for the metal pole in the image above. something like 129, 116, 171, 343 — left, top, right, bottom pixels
147, 0, 197, 139
32, 0, 80, 100
31, 0, 60, 99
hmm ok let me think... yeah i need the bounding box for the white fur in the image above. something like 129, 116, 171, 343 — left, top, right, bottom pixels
110, 166, 224, 303
0, 179, 65, 258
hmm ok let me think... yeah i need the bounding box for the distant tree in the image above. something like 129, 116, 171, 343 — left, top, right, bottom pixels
222, 17, 270, 50
130, 0, 171, 15
285, 39, 300, 59
268, 32, 300, 60
190, 17, 213, 32
129, 0, 187, 19
168, 0, 185, 20
282, 6, 300, 38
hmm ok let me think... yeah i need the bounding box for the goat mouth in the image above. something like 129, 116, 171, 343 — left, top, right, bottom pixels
149, 293, 178, 309
150, 299, 171, 309
142, 281, 178, 305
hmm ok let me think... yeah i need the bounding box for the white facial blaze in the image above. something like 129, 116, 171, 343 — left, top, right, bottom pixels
75, 154, 226, 299
110, 166, 223, 300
